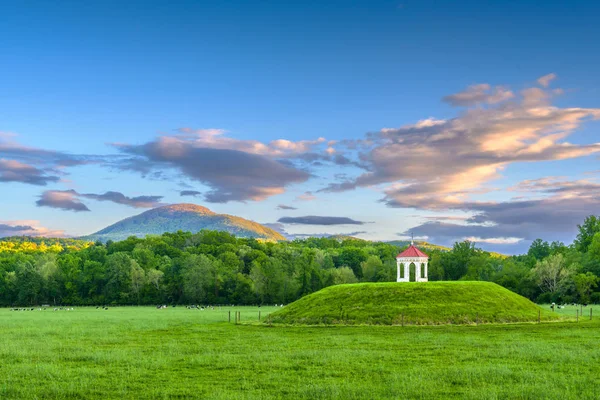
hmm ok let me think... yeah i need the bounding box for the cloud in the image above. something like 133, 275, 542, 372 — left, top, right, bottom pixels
0, 159, 60, 185
180, 190, 202, 197
508, 176, 600, 197
537, 73, 557, 88
36, 190, 90, 212
403, 177, 600, 252
442, 84, 514, 107
322, 79, 600, 214
278, 216, 366, 225
277, 204, 298, 210
0, 220, 66, 238
421, 215, 469, 222
114, 134, 313, 203
0, 134, 102, 169
289, 231, 368, 239
296, 191, 317, 201
171, 128, 328, 158
36, 189, 163, 211
80, 191, 164, 208
263, 222, 366, 239
463, 237, 522, 245
112, 128, 365, 203
0, 134, 120, 189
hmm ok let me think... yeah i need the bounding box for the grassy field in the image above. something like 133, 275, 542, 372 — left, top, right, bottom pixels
1, 305, 599, 399
269, 282, 558, 325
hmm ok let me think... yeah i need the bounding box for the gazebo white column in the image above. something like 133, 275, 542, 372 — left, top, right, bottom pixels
395, 243, 429, 282
396, 260, 409, 282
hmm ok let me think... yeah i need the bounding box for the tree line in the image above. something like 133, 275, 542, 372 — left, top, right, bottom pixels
1, 216, 599, 306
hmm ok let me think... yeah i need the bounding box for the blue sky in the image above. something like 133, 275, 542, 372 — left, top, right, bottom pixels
1, 0, 600, 253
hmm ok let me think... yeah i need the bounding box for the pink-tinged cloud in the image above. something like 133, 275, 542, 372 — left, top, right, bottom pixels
0, 159, 60, 185
296, 191, 317, 201
113, 129, 342, 202
537, 73, 557, 88
322, 77, 600, 212
442, 83, 514, 107
405, 176, 600, 251
36, 190, 90, 212
0, 220, 66, 238
80, 191, 164, 208
35, 189, 163, 212
172, 128, 328, 158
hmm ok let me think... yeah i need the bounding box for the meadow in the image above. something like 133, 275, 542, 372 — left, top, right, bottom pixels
1, 306, 599, 399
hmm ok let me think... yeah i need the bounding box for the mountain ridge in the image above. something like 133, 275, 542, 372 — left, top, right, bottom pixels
84, 203, 286, 242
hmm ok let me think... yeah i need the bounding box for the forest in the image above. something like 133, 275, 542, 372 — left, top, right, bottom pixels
1, 216, 599, 306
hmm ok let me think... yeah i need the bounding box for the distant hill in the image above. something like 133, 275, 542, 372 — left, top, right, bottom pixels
385, 240, 451, 252
385, 240, 507, 258
84, 203, 286, 242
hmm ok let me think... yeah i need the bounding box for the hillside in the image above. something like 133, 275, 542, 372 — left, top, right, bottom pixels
386, 240, 508, 258
269, 281, 557, 325
385, 240, 451, 252
84, 203, 286, 242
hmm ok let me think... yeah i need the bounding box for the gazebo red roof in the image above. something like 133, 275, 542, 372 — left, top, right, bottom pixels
396, 244, 428, 258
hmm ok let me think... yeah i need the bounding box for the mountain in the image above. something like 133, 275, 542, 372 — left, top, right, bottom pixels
84, 203, 286, 242
385, 240, 507, 258
384, 240, 451, 252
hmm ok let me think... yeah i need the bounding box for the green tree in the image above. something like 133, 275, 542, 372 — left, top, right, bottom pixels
463, 254, 496, 281
575, 215, 600, 253
361, 255, 383, 282
181, 254, 214, 303
573, 272, 599, 304
104, 252, 135, 304
532, 254, 567, 294
329, 266, 358, 285
446, 241, 476, 280
528, 239, 551, 261
130, 261, 145, 304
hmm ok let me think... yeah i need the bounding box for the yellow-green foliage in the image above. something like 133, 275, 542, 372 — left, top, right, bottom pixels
0, 239, 92, 253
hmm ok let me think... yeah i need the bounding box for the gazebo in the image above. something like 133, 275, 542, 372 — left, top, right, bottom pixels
396, 241, 429, 282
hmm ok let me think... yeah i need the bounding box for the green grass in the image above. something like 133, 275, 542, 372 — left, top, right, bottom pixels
1, 305, 599, 399
269, 281, 558, 325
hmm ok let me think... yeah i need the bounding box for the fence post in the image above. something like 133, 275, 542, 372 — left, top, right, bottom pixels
238, 311, 241, 323
401, 313, 404, 327
577, 309, 579, 323
229, 310, 231, 322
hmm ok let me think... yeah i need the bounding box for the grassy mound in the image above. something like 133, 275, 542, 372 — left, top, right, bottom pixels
269, 281, 558, 325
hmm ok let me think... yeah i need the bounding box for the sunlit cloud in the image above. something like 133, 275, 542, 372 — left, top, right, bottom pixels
278, 216, 366, 225
463, 237, 523, 245
0, 220, 66, 238
36, 190, 164, 211
36, 190, 90, 212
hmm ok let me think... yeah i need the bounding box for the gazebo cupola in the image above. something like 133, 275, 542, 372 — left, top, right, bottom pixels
396, 241, 429, 282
